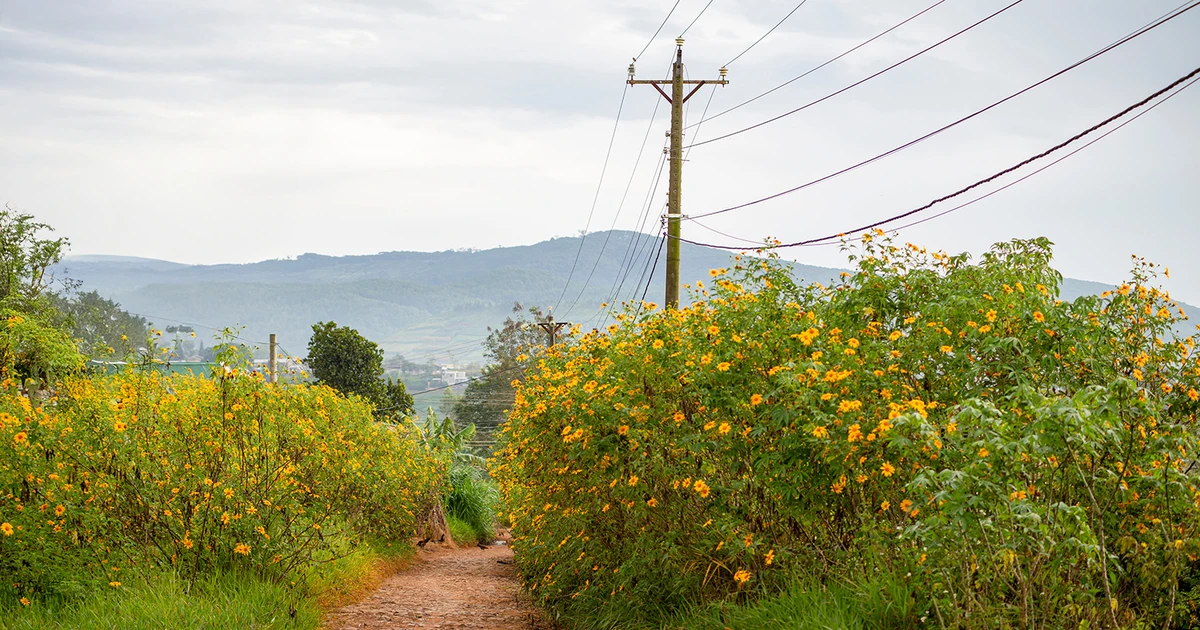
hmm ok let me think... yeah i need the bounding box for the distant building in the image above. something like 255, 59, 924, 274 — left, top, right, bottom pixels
441, 365, 469, 386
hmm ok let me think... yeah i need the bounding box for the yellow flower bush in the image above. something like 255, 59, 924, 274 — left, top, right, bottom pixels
492, 236, 1200, 626
0, 364, 447, 600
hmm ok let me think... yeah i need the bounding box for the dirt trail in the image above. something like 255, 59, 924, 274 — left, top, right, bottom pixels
325, 544, 550, 630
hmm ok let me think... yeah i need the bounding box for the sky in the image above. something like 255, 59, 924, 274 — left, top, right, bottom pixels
1, 0, 1198, 303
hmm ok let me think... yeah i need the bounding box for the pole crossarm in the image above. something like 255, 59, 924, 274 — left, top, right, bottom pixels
628, 80, 721, 85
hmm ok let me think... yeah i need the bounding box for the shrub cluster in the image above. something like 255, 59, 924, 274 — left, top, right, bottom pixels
491, 235, 1200, 627
0, 365, 448, 603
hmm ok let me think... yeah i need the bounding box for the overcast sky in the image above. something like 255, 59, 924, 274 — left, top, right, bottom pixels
1, 0, 1197, 303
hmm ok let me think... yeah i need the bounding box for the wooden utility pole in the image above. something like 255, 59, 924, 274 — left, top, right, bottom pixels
538, 316, 570, 347
268, 333, 277, 384
628, 38, 727, 308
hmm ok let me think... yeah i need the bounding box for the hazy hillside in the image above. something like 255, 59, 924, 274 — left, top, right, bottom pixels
56, 231, 1196, 364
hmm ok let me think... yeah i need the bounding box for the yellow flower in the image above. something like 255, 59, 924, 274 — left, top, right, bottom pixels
733, 569, 751, 585
717, 362, 731, 372
618, 425, 629, 435
1033, 311, 1045, 323
880, 462, 895, 477
628, 475, 638, 486
1189, 389, 1199, 402
652, 339, 664, 349
693, 480, 711, 498
672, 412, 685, 423
1, 522, 13, 536
113, 422, 127, 432
708, 325, 720, 336
109, 581, 122, 588
234, 543, 251, 555
750, 394, 763, 406
900, 499, 913, 513
940, 345, 953, 354
812, 426, 829, 438
54, 505, 65, 517
20, 597, 30, 606
646, 498, 658, 508
1132, 369, 1144, 381
13, 432, 27, 445
764, 549, 775, 565
978, 447, 990, 458
880, 500, 890, 512
718, 422, 731, 435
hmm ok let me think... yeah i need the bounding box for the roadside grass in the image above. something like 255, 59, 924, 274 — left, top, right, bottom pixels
552, 568, 921, 630
447, 514, 481, 547
0, 538, 413, 630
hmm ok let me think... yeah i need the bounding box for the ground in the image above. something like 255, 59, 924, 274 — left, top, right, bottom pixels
326, 544, 551, 630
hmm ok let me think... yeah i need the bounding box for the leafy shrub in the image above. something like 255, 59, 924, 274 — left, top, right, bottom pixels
0, 363, 448, 602
491, 235, 1200, 627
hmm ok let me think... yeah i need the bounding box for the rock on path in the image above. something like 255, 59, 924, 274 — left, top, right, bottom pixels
325, 544, 551, 630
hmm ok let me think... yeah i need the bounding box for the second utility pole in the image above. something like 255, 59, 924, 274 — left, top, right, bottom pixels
628, 38, 727, 308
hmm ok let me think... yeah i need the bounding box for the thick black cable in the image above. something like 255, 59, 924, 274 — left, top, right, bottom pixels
724, 0, 810, 66
688, 0, 1200, 220
554, 83, 630, 312
684, 0, 951, 130
684, 0, 1026, 149
636, 0, 684, 61
635, 234, 667, 317
674, 65, 1200, 251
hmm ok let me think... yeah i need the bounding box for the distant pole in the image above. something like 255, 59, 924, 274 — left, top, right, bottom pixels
628, 38, 728, 308
538, 315, 570, 347
268, 333, 277, 384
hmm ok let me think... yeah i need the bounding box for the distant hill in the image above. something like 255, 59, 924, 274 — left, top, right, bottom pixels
55, 231, 1196, 364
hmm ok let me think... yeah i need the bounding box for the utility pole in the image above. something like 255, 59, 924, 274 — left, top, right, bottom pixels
537, 315, 570, 347
268, 333, 277, 384
628, 38, 727, 308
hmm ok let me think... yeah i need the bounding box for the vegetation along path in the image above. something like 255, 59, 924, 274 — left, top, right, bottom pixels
327, 544, 549, 630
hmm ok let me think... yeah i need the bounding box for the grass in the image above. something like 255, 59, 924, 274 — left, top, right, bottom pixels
444, 463, 499, 544
447, 514, 481, 547
552, 569, 922, 630
0, 539, 413, 630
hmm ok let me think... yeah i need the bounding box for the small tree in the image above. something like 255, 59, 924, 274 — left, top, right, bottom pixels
307, 321, 413, 417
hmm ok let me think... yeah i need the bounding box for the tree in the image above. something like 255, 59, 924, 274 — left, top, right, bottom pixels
0, 205, 82, 383
57, 291, 151, 358
0, 204, 74, 312
453, 303, 554, 438
307, 321, 413, 418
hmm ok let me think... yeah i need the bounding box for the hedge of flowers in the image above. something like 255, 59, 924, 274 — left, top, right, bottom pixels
492, 235, 1200, 627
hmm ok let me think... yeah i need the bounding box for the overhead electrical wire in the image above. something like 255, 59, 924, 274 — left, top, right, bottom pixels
636, 0, 684, 61
684, 0, 1026, 149
724, 0, 810, 67
673, 64, 1200, 251
683, 0, 951, 131
679, 0, 716, 38
553, 84, 630, 312
687, 0, 1200, 221
634, 234, 667, 319
561, 64, 670, 320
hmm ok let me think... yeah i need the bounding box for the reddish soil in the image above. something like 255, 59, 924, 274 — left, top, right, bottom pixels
325, 544, 551, 630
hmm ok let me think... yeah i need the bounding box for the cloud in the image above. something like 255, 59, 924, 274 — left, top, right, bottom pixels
0, 0, 1197, 304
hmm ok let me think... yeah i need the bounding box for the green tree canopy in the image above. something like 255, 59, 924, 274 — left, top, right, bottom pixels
307, 321, 413, 418
57, 291, 151, 358
453, 303, 554, 438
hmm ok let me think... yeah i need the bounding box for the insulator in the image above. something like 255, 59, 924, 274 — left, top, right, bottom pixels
675, 37, 685, 47
628, 62, 636, 78
719, 66, 728, 78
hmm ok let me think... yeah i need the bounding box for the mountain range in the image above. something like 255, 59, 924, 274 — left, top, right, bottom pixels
55, 231, 1196, 365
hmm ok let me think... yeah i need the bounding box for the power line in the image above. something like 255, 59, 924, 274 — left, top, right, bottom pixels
635, 234, 667, 318
678, 0, 716, 38
724, 0, 810, 67
683, 0, 950, 130
636, 0, 684, 61
554, 84, 630, 312
687, 0, 1200, 221
879, 72, 1200, 239
675, 64, 1200, 251
684, 0, 1026, 149
561, 63, 671, 320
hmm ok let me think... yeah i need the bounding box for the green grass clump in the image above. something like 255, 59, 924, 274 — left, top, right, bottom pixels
447, 514, 480, 547
444, 464, 499, 543
0, 538, 413, 630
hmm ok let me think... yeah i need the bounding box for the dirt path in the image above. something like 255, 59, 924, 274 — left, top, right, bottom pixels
325, 544, 550, 630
